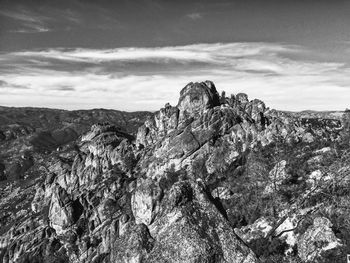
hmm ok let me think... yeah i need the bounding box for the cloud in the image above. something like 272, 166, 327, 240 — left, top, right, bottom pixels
0, 80, 28, 90
0, 6, 85, 33
7, 42, 295, 64
1, 42, 350, 111
10, 27, 50, 33
187, 12, 202, 20
0, 10, 44, 24
0, 80, 8, 87
52, 85, 76, 91
0, 8, 51, 33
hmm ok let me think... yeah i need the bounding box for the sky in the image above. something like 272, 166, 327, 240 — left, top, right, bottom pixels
1, 0, 350, 111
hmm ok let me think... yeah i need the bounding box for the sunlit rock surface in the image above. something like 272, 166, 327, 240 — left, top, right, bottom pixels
298, 217, 341, 262
0, 81, 346, 263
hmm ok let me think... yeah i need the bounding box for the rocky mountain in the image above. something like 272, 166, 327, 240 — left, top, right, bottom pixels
0, 107, 151, 262
0, 81, 349, 263
0, 107, 151, 180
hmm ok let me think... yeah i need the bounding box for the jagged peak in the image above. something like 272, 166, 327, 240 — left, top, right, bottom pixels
177, 81, 221, 121
236, 92, 249, 104
178, 81, 220, 107
82, 122, 134, 143
136, 80, 272, 148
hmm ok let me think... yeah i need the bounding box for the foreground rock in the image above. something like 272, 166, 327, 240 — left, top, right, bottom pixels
298, 217, 341, 262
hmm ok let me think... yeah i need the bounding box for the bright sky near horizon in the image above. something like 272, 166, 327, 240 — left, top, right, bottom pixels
1, 0, 350, 111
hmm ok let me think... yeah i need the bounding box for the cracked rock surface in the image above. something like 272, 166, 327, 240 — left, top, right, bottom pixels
0, 81, 345, 263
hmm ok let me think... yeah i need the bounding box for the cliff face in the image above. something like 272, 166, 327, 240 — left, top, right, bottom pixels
0, 81, 347, 263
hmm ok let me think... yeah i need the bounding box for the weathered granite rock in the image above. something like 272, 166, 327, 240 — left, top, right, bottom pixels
264, 160, 288, 194
298, 217, 341, 262
131, 178, 161, 226
49, 185, 78, 234
1, 80, 345, 263
235, 217, 275, 243
146, 180, 258, 263
236, 93, 249, 105
111, 223, 155, 263
136, 81, 269, 181
177, 81, 221, 123
38, 100, 260, 262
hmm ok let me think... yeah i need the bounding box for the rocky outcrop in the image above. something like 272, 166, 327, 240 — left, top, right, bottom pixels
147, 180, 257, 263
131, 178, 161, 226
0, 124, 34, 141
7, 81, 259, 262
136, 81, 269, 181
177, 81, 221, 122
0, 80, 345, 263
235, 217, 275, 243
37, 118, 259, 262
264, 160, 288, 194
298, 217, 341, 262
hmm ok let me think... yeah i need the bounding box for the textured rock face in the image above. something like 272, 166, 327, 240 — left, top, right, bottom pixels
40, 117, 259, 262
235, 217, 274, 243
136, 104, 179, 147
298, 217, 341, 262
131, 178, 161, 226
147, 181, 257, 263
264, 160, 288, 194
136, 82, 282, 182
177, 81, 221, 122
49, 185, 81, 235
0, 81, 345, 263
13, 81, 258, 262
111, 223, 155, 263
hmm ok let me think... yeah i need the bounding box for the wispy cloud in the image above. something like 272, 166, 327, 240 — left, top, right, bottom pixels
6, 43, 295, 65
51, 85, 76, 91
0, 80, 28, 90
187, 12, 202, 20
0, 8, 51, 33
0, 6, 85, 33
0, 42, 349, 111
0, 10, 45, 24
10, 27, 50, 33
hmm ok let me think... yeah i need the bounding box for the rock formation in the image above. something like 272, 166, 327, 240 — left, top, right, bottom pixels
298, 217, 341, 262
0, 81, 347, 263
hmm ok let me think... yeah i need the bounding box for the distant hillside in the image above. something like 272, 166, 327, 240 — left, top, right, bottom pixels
0, 106, 152, 182
0, 106, 152, 136
283, 110, 344, 120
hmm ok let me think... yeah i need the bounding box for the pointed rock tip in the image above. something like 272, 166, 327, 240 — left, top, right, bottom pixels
177, 81, 221, 113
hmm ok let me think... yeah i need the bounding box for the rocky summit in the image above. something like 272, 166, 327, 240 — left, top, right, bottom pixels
0, 81, 349, 263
